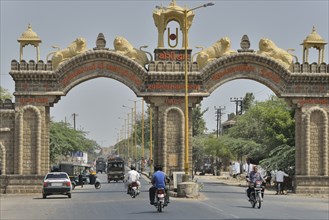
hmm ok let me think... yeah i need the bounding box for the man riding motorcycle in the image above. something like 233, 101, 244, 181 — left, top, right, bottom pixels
149, 165, 170, 205
126, 165, 140, 194
246, 165, 265, 201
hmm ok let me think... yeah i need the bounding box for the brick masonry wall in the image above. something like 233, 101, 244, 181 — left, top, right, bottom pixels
0, 175, 44, 194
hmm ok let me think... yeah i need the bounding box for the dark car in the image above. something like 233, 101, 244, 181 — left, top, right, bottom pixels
42, 172, 72, 199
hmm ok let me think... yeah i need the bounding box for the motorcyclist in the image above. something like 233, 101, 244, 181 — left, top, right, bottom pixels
246, 165, 265, 201
149, 165, 170, 205
126, 165, 140, 194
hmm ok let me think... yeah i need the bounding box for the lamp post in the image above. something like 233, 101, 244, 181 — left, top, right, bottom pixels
149, 105, 153, 176
141, 98, 145, 171
123, 104, 136, 166
118, 116, 128, 159
183, 2, 214, 175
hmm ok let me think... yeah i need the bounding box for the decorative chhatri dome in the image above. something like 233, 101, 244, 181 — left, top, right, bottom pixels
303, 26, 326, 44
18, 24, 41, 43
17, 24, 42, 61
153, 0, 195, 48
301, 26, 327, 64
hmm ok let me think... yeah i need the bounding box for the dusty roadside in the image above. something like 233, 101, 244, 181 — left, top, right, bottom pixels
194, 172, 329, 199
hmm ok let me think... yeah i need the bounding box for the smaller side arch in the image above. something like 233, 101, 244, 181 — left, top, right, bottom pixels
305, 107, 328, 176
0, 142, 6, 175
18, 105, 42, 175
163, 106, 185, 174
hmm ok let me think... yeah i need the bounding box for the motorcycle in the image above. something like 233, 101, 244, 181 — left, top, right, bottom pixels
128, 182, 139, 198
154, 188, 167, 212
248, 180, 264, 209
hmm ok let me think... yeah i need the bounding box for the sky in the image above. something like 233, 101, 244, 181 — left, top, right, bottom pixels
1, 0, 328, 148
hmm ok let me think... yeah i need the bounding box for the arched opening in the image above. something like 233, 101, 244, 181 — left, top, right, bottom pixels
51, 77, 138, 164
202, 79, 275, 133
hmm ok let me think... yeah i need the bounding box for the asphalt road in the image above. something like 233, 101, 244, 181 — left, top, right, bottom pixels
1, 172, 328, 220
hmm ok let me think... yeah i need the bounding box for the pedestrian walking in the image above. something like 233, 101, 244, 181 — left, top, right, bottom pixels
274, 169, 288, 195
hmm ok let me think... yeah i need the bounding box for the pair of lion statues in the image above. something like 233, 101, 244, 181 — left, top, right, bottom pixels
196, 37, 294, 70
49, 36, 149, 69
49, 35, 293, 71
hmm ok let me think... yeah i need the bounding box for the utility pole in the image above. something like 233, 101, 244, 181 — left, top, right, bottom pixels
214, 106, 225, 137
230, 97, 243, 115
72, 113, 78, 130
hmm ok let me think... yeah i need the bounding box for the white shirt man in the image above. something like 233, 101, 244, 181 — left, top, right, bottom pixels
126, 166, 141, 191
275, 170, 288, 183
243, 162, 254, 175
274, 169, 288, 195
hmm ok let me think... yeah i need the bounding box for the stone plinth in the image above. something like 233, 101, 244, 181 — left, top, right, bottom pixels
177, 182, 199, 198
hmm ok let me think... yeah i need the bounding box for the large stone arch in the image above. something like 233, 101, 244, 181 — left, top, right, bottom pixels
198, 53, 329, 194
201, 53, 293, 97
55, 51, 148, 96
5, 42, 329, 194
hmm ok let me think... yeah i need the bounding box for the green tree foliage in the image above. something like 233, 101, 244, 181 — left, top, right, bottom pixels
227, 96, 295, 166
242, 92, 255, 112
49, 120, 99, 164
0, 86, 13, 101
203, 135, 235, 168
259, 144, 295, 174
192, 104, 208, 136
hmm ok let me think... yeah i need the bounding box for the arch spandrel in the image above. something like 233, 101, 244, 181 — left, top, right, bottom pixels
201, 53, 291, 97
54, 50, 148, 96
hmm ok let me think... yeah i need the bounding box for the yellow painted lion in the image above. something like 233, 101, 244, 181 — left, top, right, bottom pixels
196, 37, 236, 69
51, 37, 87, 69
113, 36, 149, 66
257, 38, 294, 70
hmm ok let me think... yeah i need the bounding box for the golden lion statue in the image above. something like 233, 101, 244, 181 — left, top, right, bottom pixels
196, 37, 236, 69
257, 38, 294, 70
113, 36, 149, 66
50, 37, 87, 69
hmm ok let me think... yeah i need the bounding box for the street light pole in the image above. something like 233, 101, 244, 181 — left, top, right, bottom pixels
141, 98, 145, 171
183, 2, 214, 176
149, 105, 153, 176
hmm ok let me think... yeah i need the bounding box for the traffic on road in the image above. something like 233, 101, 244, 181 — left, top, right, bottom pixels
1, 171, 328, 220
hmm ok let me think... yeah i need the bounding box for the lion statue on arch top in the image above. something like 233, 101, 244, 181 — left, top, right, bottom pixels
196, 37, 236, 69
50, 37, 87, 69
113, 36, 149, 66
257, 38, 294, 71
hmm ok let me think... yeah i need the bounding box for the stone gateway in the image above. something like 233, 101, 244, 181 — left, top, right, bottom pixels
0, 1, 328, 195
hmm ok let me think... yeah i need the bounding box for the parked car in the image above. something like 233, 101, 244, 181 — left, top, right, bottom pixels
42, 172, 72, 199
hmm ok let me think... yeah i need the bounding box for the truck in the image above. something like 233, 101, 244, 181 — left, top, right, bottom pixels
107, 157, 125, 183
96, 157, 106, 173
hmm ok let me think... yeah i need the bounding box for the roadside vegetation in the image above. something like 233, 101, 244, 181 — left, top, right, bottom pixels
192, 94, 295, 175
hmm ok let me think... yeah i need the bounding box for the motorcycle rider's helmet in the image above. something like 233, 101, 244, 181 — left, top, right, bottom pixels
130, 165, 136, 170
155, 165, 163, 171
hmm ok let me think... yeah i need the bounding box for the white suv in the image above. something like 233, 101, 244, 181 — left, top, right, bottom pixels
42, 172, 72, 199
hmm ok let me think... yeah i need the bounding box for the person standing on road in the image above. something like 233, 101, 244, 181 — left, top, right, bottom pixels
274, 169, 289, 195
78, 173, 84, 188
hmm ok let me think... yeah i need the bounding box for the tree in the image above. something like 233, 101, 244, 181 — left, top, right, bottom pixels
259, 144, 295, 174
192, 104, 208, 136
49, 120, 99, 164
227, 96, 295, 167
203, 135, 235, 170
0, 86, 13, 101
242, 92, 255, 112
